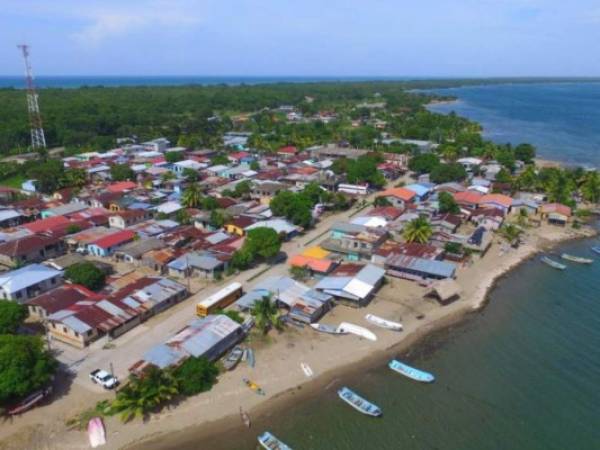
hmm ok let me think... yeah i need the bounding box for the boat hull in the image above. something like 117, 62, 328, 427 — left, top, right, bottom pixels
337, 322, 377, 341
258, 431, 292, 450
337, 386, 382, 417
388, 359, 435, 383
365, 314, 403, 331
88, 417, 106, 448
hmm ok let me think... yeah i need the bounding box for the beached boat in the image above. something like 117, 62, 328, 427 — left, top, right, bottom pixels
336, 322, 377, 341
388, 359, 435, 383
310, 323, 347, 335
561, 253, 594, 264
301, 362, 314, 377
7, 386, 52, 415
88, 417, 106, 448
243, 377, 265, 396
240, 406, 251, 428
365, 314, 403, 331
246, 348, 255, 368
541, 256, 566, 270
258, 431, 293, 450
591, 246, 600, 255
223, 346, 244, 370
337, 386, 382, 417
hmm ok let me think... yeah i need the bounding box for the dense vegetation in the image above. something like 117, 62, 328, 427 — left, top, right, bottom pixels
65, 262, 107, 291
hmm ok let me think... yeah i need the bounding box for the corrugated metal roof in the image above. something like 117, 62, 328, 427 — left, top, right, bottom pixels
62, 315, 92, 334
386, 254, 456, 278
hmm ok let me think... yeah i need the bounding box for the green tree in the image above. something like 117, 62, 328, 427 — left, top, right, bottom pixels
181, 184, 203, 208
289, 265, 310, 281
65, 262, 106, 291
429, 163, 467, 183
66, 224, 82, 235
110, 164, 135, 182
403, 217, 433, 244
182, 168, 198, 181
499, 224, 521, 243
581, 171, 600, 203
250, 295, 282, 334
176, 209, 191, 225
165, 151, 183, 163
514, 143, 536, 164
244, 227, 281, 260
250, 160, 260, 171
0, 335, 57, 405
174, 357, 219, 396
408, 153, 440, 174
210, 154, 229, 165
495, 168, 513, 184
209, 210, 226, 228
233, 180, 251, 198
444, 242, 463, 255
438, 191, 460, 214
61, 168, 87, 188
26, 159, 65, 193
202, 196, 220, 211
0, 301, 28, 334
373, 196, 392, 207
215, 308, 244, 324
230, 248, 254, 270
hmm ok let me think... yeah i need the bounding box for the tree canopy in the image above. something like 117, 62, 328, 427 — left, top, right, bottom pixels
438, 191, 460, 214
65, 262, 106, 291
110, 164, 135, 182
0, 301, 28, 334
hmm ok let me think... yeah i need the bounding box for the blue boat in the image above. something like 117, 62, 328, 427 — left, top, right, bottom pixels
258, 431, 292, 450
388, 359, 435, 383
337, 386, 382, 417
591, 246, 600, 255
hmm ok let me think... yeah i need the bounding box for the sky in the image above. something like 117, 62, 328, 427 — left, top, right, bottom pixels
2, 0, 600, 77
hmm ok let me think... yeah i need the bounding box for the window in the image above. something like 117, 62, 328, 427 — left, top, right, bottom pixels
51, 278, 56, 285
63, 326, 67, 333
16, 291, 22, 299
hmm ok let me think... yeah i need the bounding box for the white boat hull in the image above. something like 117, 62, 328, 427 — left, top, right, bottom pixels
301, 362, 314, 377
337, 322, 377, 341
365, 314, 403, 331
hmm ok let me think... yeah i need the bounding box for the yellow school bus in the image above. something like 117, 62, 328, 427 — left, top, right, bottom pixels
196, 282, 243, 317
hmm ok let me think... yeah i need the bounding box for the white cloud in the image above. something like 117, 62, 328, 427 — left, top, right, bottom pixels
71, 1, 203, 45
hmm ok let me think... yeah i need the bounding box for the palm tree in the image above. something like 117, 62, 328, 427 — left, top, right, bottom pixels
250, 295, 283, 334
499, 224, 522, 244
581, 171, 600, 203
181, 183, 203, 208
109, 367, 179, 422
403, 217, 433, 244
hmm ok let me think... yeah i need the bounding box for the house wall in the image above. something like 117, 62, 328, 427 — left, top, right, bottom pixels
48, 321, 98, 348
2, 275, 63, 303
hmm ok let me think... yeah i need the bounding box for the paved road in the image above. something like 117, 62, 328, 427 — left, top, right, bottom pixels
55, 178, 406, 393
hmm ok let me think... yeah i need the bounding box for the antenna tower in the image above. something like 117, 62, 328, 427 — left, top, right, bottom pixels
17, 44, 47, 150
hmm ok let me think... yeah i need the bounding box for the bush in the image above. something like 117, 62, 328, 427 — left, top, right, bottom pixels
0, 301, 28, 334
429, 163, 467, 183
65, 262, 106, 291
175, 357, 219, 396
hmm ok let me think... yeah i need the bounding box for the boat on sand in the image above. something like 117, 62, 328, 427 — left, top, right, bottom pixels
337, 386, 382, 417
223, 346, 244, 371
88, 417, 106, 448
336, 322, 377, 341
310, 323, 347, 335
301, 362, 314, 377
365, 313, 403, 331
258, 431, 292, 450
388, 359, 435, 383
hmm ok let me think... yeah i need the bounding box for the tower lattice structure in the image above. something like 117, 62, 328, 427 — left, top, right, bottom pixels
17, 44, 47, 150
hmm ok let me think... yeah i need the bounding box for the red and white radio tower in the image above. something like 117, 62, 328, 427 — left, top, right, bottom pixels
17, 44, 47, 150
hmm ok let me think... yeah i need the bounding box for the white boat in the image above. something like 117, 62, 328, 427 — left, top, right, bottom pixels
561, 253, 593, 264
310, 323, 347, 335
301, 362, 314, 377
365, 314, 403, 331
258, 431, 292, 450
88, 417, 106, 448
336, 322, 377, 341
337, 386, 382, 417
541, 256, 566, 270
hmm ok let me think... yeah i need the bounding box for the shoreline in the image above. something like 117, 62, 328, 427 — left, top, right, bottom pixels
119, 224, 596, 450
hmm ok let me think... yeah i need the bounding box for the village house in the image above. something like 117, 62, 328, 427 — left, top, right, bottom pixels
540, 203, 572, 225
0, 233, 66, 268
26, 284, 100, 320
87, 229, 137, 257
224, 216, 257, 236
167, 251, 227, 278
470, 208, 505, 230
385, 254, 456, 281
0, 209, 25, 228
314, 263, 385, 307
376, 187, 416, 209
251, 181, 287, 205
321, 222, 388, 261
109, 209, 153, 229
113, 237, 165, 264
478, 194, 513, 214
0, 264, 63, 303
141, 248, 178, 273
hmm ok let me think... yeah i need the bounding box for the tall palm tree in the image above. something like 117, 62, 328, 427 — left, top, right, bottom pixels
581, 171, 600, 203
250, 295, 282, 334
181, 183, 203, 208
403, 217, 433, 244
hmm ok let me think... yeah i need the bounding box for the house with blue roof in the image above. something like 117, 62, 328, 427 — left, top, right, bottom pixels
404, 183, 432, 203
0, 264, 63, 303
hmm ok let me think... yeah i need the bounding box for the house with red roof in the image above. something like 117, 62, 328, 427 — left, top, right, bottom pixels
106, 181, 137, 193
454, 191, 483, 210
377, 187, 416, 208
277, 145, 299, 158
540, 203, 572, 225
22, 215, 71, 234
479, 194, 513, 214
87, 230, 136, 257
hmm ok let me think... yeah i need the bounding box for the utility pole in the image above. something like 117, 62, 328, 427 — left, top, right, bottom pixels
17, 44, 47, 150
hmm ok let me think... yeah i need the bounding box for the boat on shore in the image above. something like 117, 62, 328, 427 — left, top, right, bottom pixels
388, 359, 435, 383
223, 346, 244, 370
246, 348, 255, 368
337, 322, 377, 341
88, 417, 106, 448
365, 314, 403, 331
541, 256, 566, 270
258, 431, 292, 450
561, 253, 593, 264
337, 386, 382, 417
591, 246, 600, 255
301, 362, 314, 377
242, 377, 265, 396
310, 323, 347, 335
7, 386, 52, 415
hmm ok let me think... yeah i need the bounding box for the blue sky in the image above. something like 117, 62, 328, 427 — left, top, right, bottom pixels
2, 0, 600, 76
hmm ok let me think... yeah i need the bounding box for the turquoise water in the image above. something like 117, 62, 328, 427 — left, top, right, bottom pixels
427, 83, 600, 167
195, 237, 600, 450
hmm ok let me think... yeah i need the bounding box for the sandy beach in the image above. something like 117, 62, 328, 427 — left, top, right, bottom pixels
0, 221, 589, 450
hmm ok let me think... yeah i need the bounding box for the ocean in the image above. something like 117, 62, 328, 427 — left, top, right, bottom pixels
426, 83, 600, 167
200, 236, 600, 450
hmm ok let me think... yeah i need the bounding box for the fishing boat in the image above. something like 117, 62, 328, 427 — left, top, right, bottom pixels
337, 322, 377, 341
365, 314, 403, 331
301, 362, 314, 377
246, 348, 255, 368
258, 431, 293, 450
540, 256, 566, 270
242, 377, 265, 396
337, 386, 382, 417
239, 406, 251, 428
591, 246, 600, 255
561, 253, 593, 264
87, 417, 106, 448
223, 346, 244, 370
310, 323, 347, 335
7, 386, 52, 415
388, 359, 435, 383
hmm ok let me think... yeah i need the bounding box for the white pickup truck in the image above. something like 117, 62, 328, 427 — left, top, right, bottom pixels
89, 369, 119, 389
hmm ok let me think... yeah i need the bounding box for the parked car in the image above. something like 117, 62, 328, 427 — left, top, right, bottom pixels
89, 369, 119, 389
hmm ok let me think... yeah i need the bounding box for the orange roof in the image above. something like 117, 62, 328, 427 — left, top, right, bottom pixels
289, 254, 334, 273
378, 187, 416, 202
454, 191, 482, 205
479, 194, 513, 208
107, 181, 137, 193
540, 203, 572, 217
